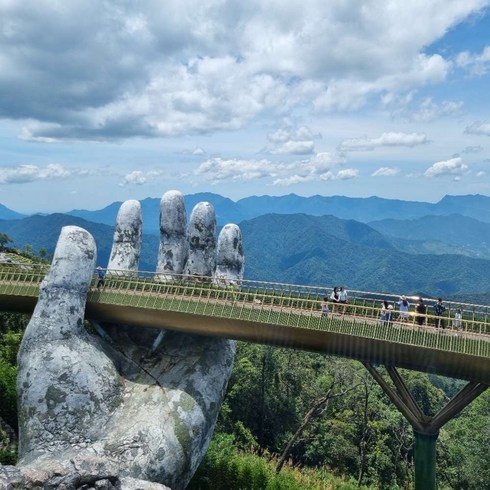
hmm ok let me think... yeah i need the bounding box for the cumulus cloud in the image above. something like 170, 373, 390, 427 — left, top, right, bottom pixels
456, 45, 490, 75
424, 157, 469, 177
336, 169, 359, 180
121, 169, 165, 186
339, 132, 429, 151
372, 167, 401, 177
388, 97, 464, 122
267, 125, 316, 155
0, 1, 486, 140
194, 151, 348, 186
0, 164, 71, 184
465, 122, 490, 136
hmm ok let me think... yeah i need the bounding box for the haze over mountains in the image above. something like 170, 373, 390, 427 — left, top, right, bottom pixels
1, 193, 490, 298
3, 193, 488, 232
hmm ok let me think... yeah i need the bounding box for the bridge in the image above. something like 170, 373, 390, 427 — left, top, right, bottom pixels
1, 262, 489, 489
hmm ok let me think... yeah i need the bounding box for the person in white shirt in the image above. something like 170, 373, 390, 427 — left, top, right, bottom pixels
398, 295, 410, 322
338, 287, 348, 314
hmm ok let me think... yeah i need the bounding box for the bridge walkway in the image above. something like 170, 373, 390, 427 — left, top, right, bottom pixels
1, 264, 489, 384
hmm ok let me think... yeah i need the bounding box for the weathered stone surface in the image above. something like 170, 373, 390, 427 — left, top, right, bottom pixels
156, 190, 188, 280
184, 202, 216, 279
7, 194, 244, 489
215, 224, 244, 285
107, 200, 142, 273
0, 464, 171, 489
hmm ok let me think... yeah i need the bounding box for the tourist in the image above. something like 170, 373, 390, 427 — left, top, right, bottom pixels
380, 300, 389, 324
433, 298, 446, 330
321, 296, 330, 317
415, 298, 426, 326
96, 266, 105, 290
398, 295, 410, 322
338, 286, 348, 314
453, 307, 463, 331
330, 287, 340, 313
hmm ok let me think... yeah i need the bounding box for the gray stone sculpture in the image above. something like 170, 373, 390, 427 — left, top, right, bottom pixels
0, 191, 244, 489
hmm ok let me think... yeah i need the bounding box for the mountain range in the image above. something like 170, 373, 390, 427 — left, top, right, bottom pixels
2, 192, 490, 297
3, 193, 490, 233
2, 207, 490, 297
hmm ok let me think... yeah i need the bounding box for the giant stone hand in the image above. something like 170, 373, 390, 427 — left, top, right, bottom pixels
0, 191, 244, 490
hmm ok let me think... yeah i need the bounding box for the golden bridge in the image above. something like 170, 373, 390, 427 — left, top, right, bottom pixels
1, 264, 488, 383
1, 262, 489, 489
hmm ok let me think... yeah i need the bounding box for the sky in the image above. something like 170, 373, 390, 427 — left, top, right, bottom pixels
1, 0, 490, 214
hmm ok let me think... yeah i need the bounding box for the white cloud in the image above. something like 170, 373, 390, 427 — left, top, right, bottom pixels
477, 170, 486, 177
336, 169, 359, 180
270, 140, 315, 155
267, 125, 317, 155
465, 122, 490, 136
194, 151, 346, 185
339, 132, 429, 151
121, 169, 165, 186
424, 157, 469, 177
456, 45, 490, 75
372, 167, 401, 177
192, 147, 205, 155
0, 1, 486, 140
0, 164, 71, 184
388, 97, 464, 122
122, 171, 147, 186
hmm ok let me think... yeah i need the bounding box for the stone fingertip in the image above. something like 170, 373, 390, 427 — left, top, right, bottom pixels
43, 226, 97, 292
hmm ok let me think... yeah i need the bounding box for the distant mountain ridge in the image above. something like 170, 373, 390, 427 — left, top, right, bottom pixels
240, 213, 490, 296
0, 203, 25, 220
2, 193, 490, 233
369, 214, 490, 258
2, 211, 490, 297
0, 214, 159, 272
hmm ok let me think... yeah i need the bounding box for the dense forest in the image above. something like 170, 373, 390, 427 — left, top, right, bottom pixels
1, 310, 489, 489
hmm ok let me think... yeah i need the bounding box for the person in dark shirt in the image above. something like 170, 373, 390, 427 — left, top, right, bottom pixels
96, 266, 105, 290
433, 298, 446, 330
415, 298, 426, 326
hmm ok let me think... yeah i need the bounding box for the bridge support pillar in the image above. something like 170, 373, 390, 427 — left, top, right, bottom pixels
414, 431, 438, 490
363, 363, 488, 490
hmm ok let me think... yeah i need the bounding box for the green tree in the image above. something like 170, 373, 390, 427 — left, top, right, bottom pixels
0, 233, 12, 250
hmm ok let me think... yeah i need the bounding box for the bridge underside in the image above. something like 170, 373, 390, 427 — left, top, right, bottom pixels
88, 302, 489, 383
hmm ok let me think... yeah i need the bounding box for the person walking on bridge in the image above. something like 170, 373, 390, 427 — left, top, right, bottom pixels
415, 298, 426, 326
330, 287, 340, 314
433, 298, 446, 330
338, 286, 348, 314
96, 266, 105, 290
398, 295, 410, 322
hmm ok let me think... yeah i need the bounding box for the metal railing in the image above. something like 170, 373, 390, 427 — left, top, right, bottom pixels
1, 263, 489, 359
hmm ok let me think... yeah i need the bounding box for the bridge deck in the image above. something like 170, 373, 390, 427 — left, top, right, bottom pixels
1, 266, 489, 384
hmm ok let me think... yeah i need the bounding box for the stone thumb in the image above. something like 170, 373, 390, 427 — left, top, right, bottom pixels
22, 226, 96, 345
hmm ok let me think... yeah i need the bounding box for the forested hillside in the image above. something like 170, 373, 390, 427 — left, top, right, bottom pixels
369, 214, 490, 258
1, 311, 488, 489
241, 214, 490, 296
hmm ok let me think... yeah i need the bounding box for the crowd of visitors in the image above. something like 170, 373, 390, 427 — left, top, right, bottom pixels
321, 286, 465, 332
